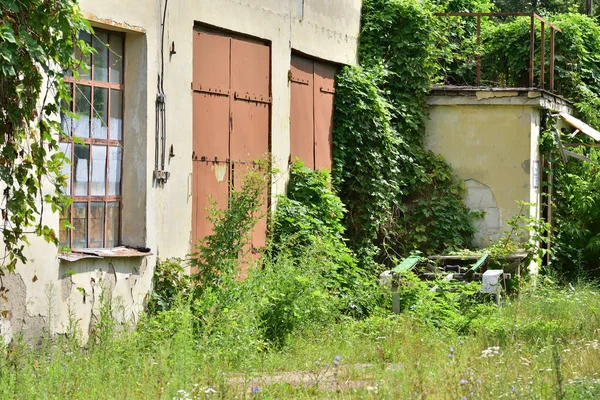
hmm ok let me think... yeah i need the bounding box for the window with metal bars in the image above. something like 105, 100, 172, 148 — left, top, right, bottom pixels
59, 29, 124, 250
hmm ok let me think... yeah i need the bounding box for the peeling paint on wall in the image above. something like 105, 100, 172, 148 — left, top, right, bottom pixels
464, 179, 500, 248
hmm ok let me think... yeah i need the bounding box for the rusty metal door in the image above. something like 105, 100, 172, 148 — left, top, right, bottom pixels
314, 62, 336, 170
289, 55, 336, 171
230, 38, 270, 264
290, 55, 315, 168
192, 31, 271, 262
192, 32, 231, 249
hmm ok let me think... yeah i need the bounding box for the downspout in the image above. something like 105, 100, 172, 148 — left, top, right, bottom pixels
154, 0, 169, 183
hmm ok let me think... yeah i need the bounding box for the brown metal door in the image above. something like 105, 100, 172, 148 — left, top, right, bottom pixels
230, 38, 271, 264
192, 32, 231, 248
290, 55, 315, 168
289, 55, 336, 171
314, 62, 336, 171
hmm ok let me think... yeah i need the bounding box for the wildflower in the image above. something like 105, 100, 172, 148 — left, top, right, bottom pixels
450, 347, 455, 354
335, 355, 341, 361
461, 397, 467, 400
511, 385, 516, 393
251, 387, 261, 394
460, 379, 468, 385
460, 340, 465, 345
333, 360, 339, 366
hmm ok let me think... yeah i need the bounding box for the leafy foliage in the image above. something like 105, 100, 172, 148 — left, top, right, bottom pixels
0, 0, 91, 270
470, 12, 600, 277
273, 161, 360, 294
333, 0, 478, 272
273, 161, 382, 318
189, 163, 269, 292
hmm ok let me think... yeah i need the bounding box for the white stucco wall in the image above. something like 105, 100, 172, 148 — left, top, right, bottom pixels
0, 0, 362, 342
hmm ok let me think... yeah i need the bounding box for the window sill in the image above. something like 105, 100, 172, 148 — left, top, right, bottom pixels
58, 246, 152, 262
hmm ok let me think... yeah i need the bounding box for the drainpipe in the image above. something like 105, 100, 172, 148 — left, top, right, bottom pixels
154, 0, 170, 184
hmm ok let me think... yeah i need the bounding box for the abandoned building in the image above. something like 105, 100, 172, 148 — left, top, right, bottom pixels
1, 4, 591, 342
0, 0, 362, 342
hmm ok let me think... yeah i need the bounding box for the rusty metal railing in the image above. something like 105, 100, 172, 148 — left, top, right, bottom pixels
435, 12, 562, 91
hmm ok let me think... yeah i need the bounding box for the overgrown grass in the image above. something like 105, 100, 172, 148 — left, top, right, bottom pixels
1, 282, 599, 399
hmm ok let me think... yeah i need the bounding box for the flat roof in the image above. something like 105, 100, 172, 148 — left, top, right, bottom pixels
428, 85, 572, 114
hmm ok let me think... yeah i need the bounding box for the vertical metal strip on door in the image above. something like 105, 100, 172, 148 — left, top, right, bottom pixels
230, 38, 271, 268
192, 32, 231, 249
313, 61, 336, 171
290, 55, 315, 168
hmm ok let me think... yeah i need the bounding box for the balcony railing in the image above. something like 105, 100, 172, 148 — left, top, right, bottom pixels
435, 12, 562, 91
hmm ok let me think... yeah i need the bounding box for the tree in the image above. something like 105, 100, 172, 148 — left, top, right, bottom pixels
0, 0, 91, 271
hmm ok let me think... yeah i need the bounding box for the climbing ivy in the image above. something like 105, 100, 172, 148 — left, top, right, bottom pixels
440, 9, 600, 277
333, 0, 479, 272
0, 0, 92, 271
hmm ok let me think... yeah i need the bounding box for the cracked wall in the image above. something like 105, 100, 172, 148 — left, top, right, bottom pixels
424, 96, 541, 248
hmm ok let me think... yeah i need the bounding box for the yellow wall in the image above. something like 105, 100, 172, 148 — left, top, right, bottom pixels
424, 104, 537, 247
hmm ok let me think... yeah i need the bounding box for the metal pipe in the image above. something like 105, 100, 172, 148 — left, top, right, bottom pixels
476, 15, 481, 86
540, 21, 545, 90
529, 15, 535, 87
550, 28, 555, 92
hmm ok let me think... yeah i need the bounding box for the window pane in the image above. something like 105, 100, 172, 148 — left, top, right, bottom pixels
109, 34, 124, 84
74, 85, 91, 138
74, 144, 89, 196
89, 202, 105, 248
108, 146, 122, 196
59, 142, 72, 195
106, 202, 120, 248
76, 31, 91, 80
92, 87, 108, 139
72, 202, 88, 249
60, 84, 73, 136
91, 145, 107, 196
93, 33, 109, 82
110, 89, 123, 140
59, 205, 71, 249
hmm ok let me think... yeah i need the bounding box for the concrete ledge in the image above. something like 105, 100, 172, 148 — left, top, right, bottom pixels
428, 86, 572, 113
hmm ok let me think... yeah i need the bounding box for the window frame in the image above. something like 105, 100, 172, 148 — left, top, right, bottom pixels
60, 28, 125, 250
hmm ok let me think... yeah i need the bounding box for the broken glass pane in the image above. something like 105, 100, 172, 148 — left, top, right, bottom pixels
110, 89, 123, 140
89, 202, 105, 248
93, 33, 109, 82
106, 201, 120, 248
109, 34, 124, 85
59, 142, 72, 195
108, 146, 122, 196
74, 144, 89, 196
72, 202, 88, 249
91, 145, 107, 196
74, 85, 91, 138
92, 87, 108, 139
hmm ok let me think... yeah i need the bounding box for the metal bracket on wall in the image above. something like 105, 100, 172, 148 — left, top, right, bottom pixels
234, 91, 272, 104
191, 83, 230, 96
153, 169, 170, 183
289, 75, 310, 85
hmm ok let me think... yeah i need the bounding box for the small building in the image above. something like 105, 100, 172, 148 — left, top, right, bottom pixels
425, 87, 571, 248
0, 0, 362, 342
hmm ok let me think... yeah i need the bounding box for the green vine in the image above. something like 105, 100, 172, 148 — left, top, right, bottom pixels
333, 0, 478, 272
0, 1, 92, 271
